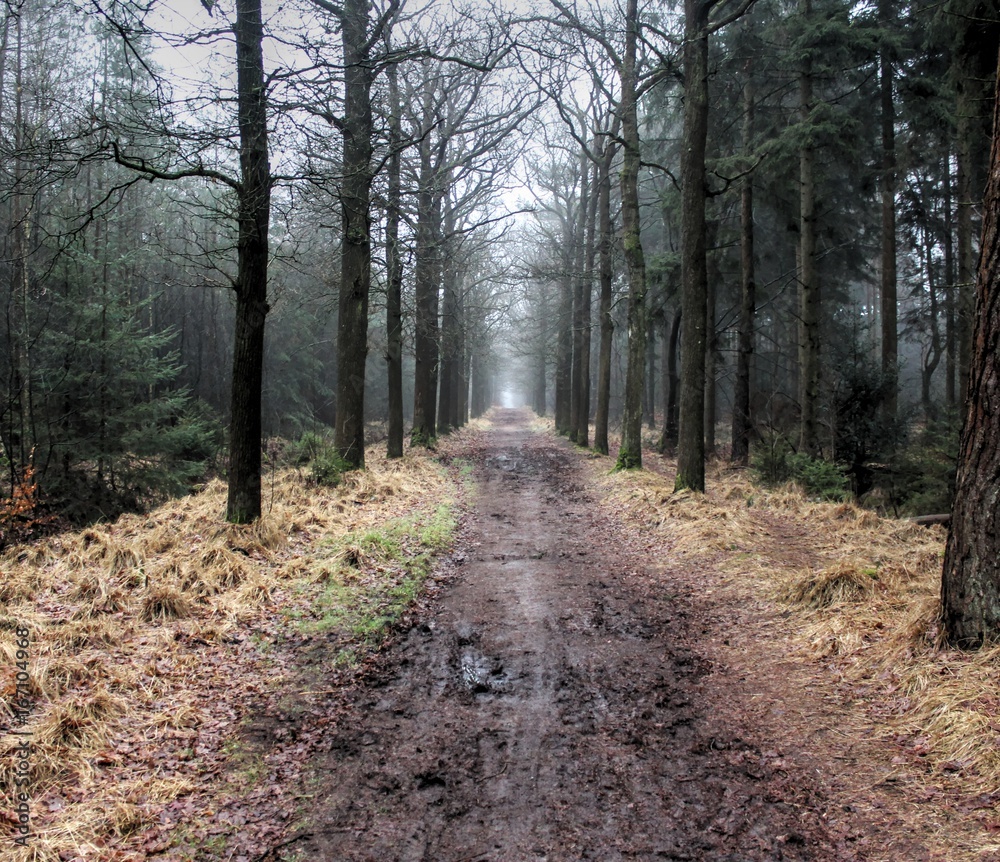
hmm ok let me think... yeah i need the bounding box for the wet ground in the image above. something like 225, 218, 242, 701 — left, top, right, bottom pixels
294, 412, 841, 861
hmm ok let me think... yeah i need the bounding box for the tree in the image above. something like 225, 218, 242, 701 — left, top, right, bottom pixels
228, 0, 272, 521
674, 0, 756, 490
614, 0, 650, 469
384, 44, 405, 458
731, 48, 756, 466
795, 0, 823, 458
306, 0, 401, 469
593, 131, 620, 455
878, 0, 898, 421
940, 60, 1000, 647
404, 25, 525, 446
103, 0, 272, 523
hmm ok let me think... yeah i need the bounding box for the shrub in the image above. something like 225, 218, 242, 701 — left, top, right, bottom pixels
310, 448, 350, 487
832, 360, 908, 497
752, 435, 850, 501
287, 430, 327, 466
877, 411, 960, 515
751, 433, 795, 485
785, 452, 851, 502
283, 430, 350, 486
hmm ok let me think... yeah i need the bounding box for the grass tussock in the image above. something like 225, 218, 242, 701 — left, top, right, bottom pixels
0, 440, 455, 859
595, 452, 1000, 805
780, 560, 887, 608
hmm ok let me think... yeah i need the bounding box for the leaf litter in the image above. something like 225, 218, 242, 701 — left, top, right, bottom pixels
0, 444, 455, 861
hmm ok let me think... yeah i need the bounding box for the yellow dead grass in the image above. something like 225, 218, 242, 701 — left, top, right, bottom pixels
594, 454, 1000, 805
0, 442, 453, 859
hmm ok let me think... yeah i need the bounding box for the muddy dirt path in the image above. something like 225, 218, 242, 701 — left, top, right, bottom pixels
296, 411, 840, 861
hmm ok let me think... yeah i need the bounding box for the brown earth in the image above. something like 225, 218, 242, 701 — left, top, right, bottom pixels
287, 411, 858, 861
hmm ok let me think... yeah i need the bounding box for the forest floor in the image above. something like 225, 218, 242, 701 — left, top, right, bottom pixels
3, 408, 1000, 861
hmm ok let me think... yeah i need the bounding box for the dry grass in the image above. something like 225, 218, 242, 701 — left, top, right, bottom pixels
0, 441, 454, 859
593, 452, 1000, 813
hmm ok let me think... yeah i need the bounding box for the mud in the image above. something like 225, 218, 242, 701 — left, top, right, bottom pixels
294, 412, 841, 861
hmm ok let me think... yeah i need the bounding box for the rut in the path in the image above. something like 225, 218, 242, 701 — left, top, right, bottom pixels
294, 414, 837, 862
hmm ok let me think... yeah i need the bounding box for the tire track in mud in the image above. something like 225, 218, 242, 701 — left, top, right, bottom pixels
296, 412, 839, 861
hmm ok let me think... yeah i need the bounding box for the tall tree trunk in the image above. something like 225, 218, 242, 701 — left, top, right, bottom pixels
334, 0, 374, 470
658, 309, 682, 453
227, 0, 271, 523
438, 203, 458, 435
385, 57, 404, 458
645, 313, 657, 429
616, 0, 649, 470
705, 222, 719, 457
957, 117, 975, 404
576, 157, 598, 446
452, 281, 467, 429
554, 269, 573, 434
470, 350, 488, 417
533, 281, 548, 415
945, 152, 958, 409
411, 134, 442, 446
879, 0, 898, 421
594, 140, 616, 455
920, 214, 944, 420
731, 56, 756, 467
798, 3, 821, 458
675, 0, 710, 488
941, 65, 1000, 647
570, 155, 590, 444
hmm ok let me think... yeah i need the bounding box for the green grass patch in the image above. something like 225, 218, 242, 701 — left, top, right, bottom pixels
293, 505, 457, 654
451, 458, 475, 478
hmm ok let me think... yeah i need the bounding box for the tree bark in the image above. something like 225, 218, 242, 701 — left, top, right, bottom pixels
334, 0, 375, 469
957, 117, 975, 404
533, 280, 548, 415
797, 2, 821, 458
385, 56, 404, 458
470, 349, 489, 417
921, 219, 943, 420
705, 221, 719, 457
675, 0, 710, 488
615, 0, 649, 470
945, 152, 958, 409
438, 202, 459, 435
879, 0, 898, 421
594, 141, 616, 455
227, 0, 271, 523
645, 312, 657, 429
576, 157, 599, 446
658, 309, 682, 453
731, 56, 755, 467
411, 131, 442, 446
941, 62, 1000, 647
453, 278, 467, 429
554, 268, 573, 434
570, 154, 590, 444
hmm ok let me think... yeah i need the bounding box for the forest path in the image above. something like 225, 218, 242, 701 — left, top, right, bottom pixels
295, 410, 839, 861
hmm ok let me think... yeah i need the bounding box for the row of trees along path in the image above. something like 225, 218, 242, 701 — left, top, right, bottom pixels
0, 0, 997, 648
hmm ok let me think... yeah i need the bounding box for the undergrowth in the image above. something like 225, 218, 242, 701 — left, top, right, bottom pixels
0, 444, 455, 861
296, 505, 456, 659
596, 451, 1000, 822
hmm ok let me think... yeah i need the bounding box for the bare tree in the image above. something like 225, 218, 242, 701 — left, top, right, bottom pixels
401, 25, 529, 445
544, 0, 670, 469
105, 0, 273, 522
307, 0, 402, 468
